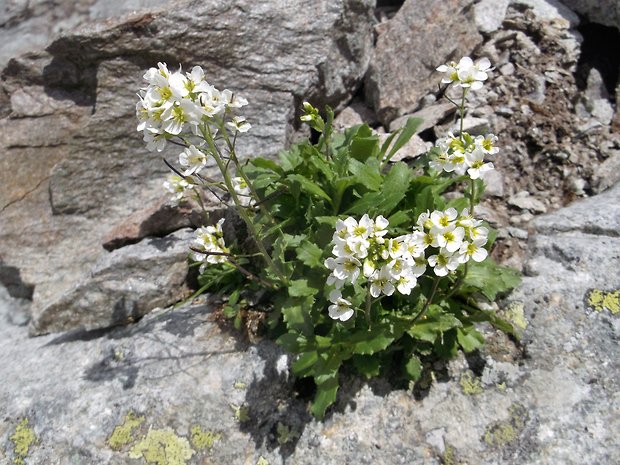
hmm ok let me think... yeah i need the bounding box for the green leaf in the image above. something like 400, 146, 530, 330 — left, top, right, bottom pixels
352, 354, 381, 378
251, 157, 283, 174
350, 135, 380, 162
288, 279, 319, 297
385, 117, 423, 162
407, 311, 462, 343
463, 261, 521, 300
296, 241, 324, 268
456, 326, 485, 352
286, 174, 331, 201
311, 371, 339, 419
405, 354, 423, 381
276, 332, 309, 353
351, 326, 395, 355
347, 158, 382, 191
292, 351, 318, 375
387, 210, 412, 228
347, 162, 411, 215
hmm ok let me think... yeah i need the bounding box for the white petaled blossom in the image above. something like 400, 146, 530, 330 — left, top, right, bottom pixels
431, 131, 498, 180
179, 145, 208, 175
436, 56, 492, 91
136, 62, 249, 152
191, 218, 230, 273
163, 173, 195, 203
328, 290, 354, 322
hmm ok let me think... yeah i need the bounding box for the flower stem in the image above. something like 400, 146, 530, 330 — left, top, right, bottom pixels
365, 286, 373, 330
412, 277, 440, 324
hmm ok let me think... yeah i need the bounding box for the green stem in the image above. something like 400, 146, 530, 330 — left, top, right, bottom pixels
469, 178, 476, 216
459, 88, 468, 142
412, 277, 440, 324
201, 125, 288, 286
365, 286, 373, 330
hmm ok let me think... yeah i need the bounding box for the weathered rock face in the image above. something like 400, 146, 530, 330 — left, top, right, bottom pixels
561, 0, 620, 29
365, 0, 482, 125
0, 0, 375, 334
1, 185, 619, 464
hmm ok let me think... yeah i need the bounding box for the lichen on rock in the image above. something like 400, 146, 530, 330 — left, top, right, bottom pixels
128, 428, 194, 465
189, 425, 221, 451
586, 289, 620, 315
9, 418, 37, 465
107, 411, 145, 451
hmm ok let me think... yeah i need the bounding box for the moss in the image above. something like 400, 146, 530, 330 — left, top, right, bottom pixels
108, 411, 145, 451
586, 289, 620, 315
459, 371, 484, 395
440, 444, 456, 465
502, 301, 528, 329
128, 428, 194, 465
230, 404, 250, 423
275, 422, 299, 445
483, 403, 527, 449
190, 426, 221, 451
9, 418, 37, 465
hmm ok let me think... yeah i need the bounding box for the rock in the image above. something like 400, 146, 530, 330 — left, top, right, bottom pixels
482, 168, 505, 197
532, 182, 620, 235
0, 284, 31, 327
0, 0, 375, 334
332, 102, 378, 132
508, 190, 548, 213
388, 102, 456, 133
29, 228, 194, 335
366, 0, 482, 125
102, 197, 205, 251
512, 0, 580, 27
1, 189, 619, 463
450, 116, 492, 136
474, 0, 510, 33
560, 0, 620, 29
593, 150, 620, 192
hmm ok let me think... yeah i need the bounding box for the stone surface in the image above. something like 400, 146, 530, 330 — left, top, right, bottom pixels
474, 0, 510, 33
0, 0, 375, 332
388, 102, 456, 133
29, 228, 194, 335
508, 191, 548, 213
1, 187, 620, 464
365, 0, 482, 125
560, 0, 620, 29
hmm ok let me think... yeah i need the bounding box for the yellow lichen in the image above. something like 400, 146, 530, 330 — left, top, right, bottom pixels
587, 289, 620, 315
459, 371, 484, 395
108, 411, 145, 451
129, 428, 194, 465
230, 403, 250, 423
10, 418, 37, 465
189, 425, 221, 450
483, 403, 527, 449
233, 381, 247, 390
502, 301, 528, 329
440, 444, 456, 465
256, 457, 269, 465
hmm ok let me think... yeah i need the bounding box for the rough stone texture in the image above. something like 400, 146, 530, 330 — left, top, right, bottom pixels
0, 0, 375, 333
474, 0, 510, 33
365, 0, 482, 125
1, 185, 620, 464
388, 102, 456, 133
560, 0, 620, 29
30, 228, 194, 335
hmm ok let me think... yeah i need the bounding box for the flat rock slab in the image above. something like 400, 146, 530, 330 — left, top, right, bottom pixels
29, 228, 194, 335
2, 185, 620, 463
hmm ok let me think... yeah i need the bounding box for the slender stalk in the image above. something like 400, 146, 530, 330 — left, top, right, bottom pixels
201, 125, 288, 285
411, 277, 440, 324
459, 88, 468, 142
365, 285, 373, 330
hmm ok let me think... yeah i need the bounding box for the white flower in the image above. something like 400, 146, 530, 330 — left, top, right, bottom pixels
430, 208, 458, 231
458, 239, 489, 264
395, 270, 417, 295
179, 145, 208, 176
222, 89, 248, 108
143, 129, 167, 152
456, 57, 492, 90
475, 134, 499, 155
369, 266, 395, 298
428, 250, 460, 277
326, 256, 362, 284
227, 116, 251, 133
328, 290, 354, 322
192, 218, 230, 269
433, 225, 465, 253
436, 61, 459, 85
163, 173, 194, 203
465, 148, 494, 180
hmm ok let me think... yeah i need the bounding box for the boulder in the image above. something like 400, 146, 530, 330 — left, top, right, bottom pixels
365, 0, 482, 126
0, 0, 375, 334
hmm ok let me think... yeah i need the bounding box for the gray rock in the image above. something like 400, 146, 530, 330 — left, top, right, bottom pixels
29, 228, 194, 335
388, 102, 456, 133
474, 0, 510, 33
532, 182, 620, 235
560, 0, 620, 29
0, 0, 375, 334
482, 168, 505, 197
512, 0, 581, 27
366, 0, 482, 125
508, 191, 548, 213
380, 133, 430, 161
593, 151, 620, 192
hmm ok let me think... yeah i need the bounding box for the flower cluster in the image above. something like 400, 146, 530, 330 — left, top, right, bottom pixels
324, 210, 489, 321
430, 131, 497, 179
163, 173, 195, 203
136, 62, 248, 152
436, 56, 492, 91
191, 218, 230, 273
